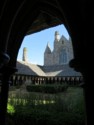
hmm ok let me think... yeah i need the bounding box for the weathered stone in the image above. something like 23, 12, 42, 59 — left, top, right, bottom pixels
44, 31, 73, 66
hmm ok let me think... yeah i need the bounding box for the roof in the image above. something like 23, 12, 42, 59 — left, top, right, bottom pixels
16, 61, 46, 76
16, 61, 82, 77
42, 65, 82, 76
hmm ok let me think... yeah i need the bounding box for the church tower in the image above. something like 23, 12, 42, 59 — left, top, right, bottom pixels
23, 47, 28, 62
54, 31, 60, 52
44, 31, 73, 66
44, 42, 53, 65
52, 31, 60, 65
44, 42, 51, 54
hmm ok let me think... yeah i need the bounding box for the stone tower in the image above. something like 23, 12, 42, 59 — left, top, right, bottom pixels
54, 31, 60, 51
23, 47, 28, 62
44, 42, 53, 65
44, 31, 74, 66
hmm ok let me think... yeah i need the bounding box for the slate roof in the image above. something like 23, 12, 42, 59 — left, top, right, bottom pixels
16, 61, 82, 77
42, 65, 82, 76
16, 61, 46, 76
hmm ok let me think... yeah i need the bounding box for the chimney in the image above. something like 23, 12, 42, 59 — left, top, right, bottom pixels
23, 47, 28, 62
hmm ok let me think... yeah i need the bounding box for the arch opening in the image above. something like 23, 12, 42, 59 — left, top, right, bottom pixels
0, 1, 86, 125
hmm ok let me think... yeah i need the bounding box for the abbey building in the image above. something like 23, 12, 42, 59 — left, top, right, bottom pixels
10, 31, 82, 86
44, 31, 73, 66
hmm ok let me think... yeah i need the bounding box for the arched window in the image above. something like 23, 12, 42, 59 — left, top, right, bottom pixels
59, 48, 67, 64
62, 40, 64, 44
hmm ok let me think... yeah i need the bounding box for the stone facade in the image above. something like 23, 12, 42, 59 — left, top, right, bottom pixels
44, 31, 73, 66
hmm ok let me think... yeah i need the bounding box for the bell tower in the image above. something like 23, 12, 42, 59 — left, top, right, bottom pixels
55, 31, 60, 41
54, 31, 60, 52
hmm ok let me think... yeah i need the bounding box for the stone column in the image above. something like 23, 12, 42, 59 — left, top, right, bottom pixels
0, 66, 17, 125
69, 57, 94, 125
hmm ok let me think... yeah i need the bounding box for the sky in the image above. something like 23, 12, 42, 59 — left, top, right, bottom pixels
17, 24, 69, 65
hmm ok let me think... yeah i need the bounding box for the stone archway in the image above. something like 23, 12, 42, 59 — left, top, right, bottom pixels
0, 1, 94, 125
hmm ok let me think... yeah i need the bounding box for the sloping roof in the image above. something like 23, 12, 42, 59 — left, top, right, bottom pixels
16, 61, 82, 77
42, 65, 82, 76
16, 61, 46, 76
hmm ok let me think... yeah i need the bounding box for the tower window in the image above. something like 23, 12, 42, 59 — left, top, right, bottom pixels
62, 41, 64, 44
59, 48, 67, 64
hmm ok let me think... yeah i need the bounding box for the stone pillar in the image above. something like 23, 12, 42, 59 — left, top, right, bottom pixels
0, 52, 10, 125
69, 57, 94, 125
13, 75, 16, 86
0, 66, 17, 125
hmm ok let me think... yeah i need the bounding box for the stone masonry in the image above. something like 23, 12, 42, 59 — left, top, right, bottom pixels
44, 31, 73, 66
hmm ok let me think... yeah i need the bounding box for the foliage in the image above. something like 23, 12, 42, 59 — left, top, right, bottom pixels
7, 87, 86, 125
26, 83, 68, 93
7, 103, 15, 114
